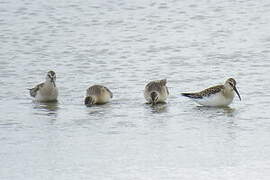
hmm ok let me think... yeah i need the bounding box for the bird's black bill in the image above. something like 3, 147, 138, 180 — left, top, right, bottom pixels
52, 80, 56, 87
50, 77, 56, 86
233, 86, 241, 101
150, 92, 158, 105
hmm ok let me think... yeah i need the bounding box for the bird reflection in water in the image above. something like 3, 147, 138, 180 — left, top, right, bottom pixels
195, 106, 236, 117
33, 101, 59, 117
149, 102, 168, 113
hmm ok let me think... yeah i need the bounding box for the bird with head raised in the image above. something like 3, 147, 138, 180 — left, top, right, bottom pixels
84, 85, 113, 106
181, 78, 241, 107
29, 71, 58, 102
144, 79, 169, 105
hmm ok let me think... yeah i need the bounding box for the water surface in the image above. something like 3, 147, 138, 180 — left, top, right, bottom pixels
1, 0, 270, 179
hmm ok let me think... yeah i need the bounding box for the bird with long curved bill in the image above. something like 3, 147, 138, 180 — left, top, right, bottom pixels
181, 78, 241, 107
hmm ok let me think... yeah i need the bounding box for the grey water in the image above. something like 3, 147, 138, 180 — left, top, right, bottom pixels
1, 0, 270, 179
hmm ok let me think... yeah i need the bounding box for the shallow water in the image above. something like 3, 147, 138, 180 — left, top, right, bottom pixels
1, 0, 270, 179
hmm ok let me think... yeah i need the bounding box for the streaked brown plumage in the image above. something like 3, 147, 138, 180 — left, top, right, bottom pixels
144, 79, 169, 104
181, 85, 224, 99
85, 85, 113, 105
181, 78, 241, 106
87, 85, 113, 98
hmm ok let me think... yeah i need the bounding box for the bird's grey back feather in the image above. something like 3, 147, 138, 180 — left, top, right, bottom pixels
87, 85, 113, 98
146, 79, 167, 93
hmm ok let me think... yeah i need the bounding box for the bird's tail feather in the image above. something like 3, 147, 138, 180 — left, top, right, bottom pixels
181, 93, 201, 99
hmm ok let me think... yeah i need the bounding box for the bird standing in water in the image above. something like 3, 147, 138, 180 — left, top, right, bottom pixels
181, 78, 241, 107
84, 85, 113, 106
144, 79, 169, 105
29, 71, 58, 102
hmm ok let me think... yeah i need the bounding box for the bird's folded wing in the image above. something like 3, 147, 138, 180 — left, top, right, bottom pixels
29, 83, 44, 97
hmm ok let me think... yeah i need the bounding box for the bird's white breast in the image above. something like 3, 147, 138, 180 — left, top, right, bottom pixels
194, 92, 234, 106
36, 84, 58, 102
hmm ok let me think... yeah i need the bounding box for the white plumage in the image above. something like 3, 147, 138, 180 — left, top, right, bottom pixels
29, 71, 58, 102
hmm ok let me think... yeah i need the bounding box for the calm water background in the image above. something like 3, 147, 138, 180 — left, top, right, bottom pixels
1, 0, 270, 179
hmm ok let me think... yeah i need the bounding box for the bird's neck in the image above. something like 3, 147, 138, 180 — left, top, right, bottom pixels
45, 79, 56, 87
91, 96, 97, 104
223, 86, 234, 98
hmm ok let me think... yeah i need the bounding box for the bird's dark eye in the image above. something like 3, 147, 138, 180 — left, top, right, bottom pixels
229, 82, 234, 87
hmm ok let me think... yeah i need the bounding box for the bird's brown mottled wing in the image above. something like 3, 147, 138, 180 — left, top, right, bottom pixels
199, 85, 224, 97
146, 81, 163, 92
87, 85, 102, 96
182, 85, 224, 99
160, 79, 167, 86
